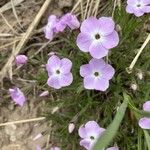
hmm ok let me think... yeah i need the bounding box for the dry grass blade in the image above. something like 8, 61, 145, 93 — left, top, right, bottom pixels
93, 0, 101, 16
80, 0, 84, 20
0, 0, 52, 82
71, 0, 82, 13
87, 0, 94, 18
0, 10, 17, 34
11, 0, 22, 29
83, 0, 90, 20
0, 117, 46, 127
126, 33, 150, 74
112, 0, 117, 18
0, 0, 24, 13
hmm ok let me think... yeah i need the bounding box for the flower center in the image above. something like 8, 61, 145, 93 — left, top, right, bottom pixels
95, 33, 100, 40
56, 69, 60, 74
90, 136, 95, 140
137, 4, 141, 7
94, 72, 99, 77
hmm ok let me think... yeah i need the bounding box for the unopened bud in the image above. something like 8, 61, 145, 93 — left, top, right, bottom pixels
68, 123, 75, 133
137, 71, 143, 80
131, 83, 137, 91
39, 90, 49, 97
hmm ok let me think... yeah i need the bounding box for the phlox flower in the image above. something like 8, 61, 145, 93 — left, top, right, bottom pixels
139, 101, 150, 129
44, 13, 80, 41
44, 15, 58, 41
77, 17, 119, 59
126, 0, 150, 17
46, 55, 73, 89
36, 145, 41, 150
80, 58, 115, 91
50, 147, 61, 150
9, 87, 26, 107
78, 121, 105, 150
55, 13, 80, 32
107, 146, 119, 150
15, 55, 28, 65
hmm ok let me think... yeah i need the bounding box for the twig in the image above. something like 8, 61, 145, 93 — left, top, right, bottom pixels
0, 0, 52, 82
0, 117, 46, 127
126, 33, 150, 74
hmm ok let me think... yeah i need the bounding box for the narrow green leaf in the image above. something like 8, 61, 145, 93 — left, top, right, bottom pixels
144, 130, 150, 150
93, 93, 128, 150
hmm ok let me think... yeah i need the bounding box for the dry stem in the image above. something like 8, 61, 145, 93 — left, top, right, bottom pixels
126, 33, 150, 74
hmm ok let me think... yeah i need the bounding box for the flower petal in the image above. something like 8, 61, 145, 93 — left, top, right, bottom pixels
80, 17, 100, 34
107, 146, 119, 150
141, 6, 150, 13
64, 13, 80, 30
80, 139, 91, 150
101, 31, 119, 49
89, 42, 108, 59
134, 9, 144, 17
80, 64, 92, 77
142, 0, 150, 5
77, 33, 92, 52
126, 5, 134, 13
47, 76, 61, 89
127, 0, 137, 5
143, 101, 150, 112
59, 73, 73, 87
139, 117, 150, 129
89, 58, 106, 70
9, 87, 26, 107
46, 55, 61, 74
84, 76, 95, 90
94, 78, 109, 91
36, 145, 41, 150
78, 125, 88, 138
98, 17, 115, 36
101, 64, 115, 80
85, 121, 105, 138
60, 58, 72, 74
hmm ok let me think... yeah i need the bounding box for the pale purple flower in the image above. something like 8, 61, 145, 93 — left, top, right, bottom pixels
139, 101, 150, 129
9, 87, 26, 106
50, 147, 60, 150
36, 145, 41, 150
126, 0, 150, 17
15, 55, 28, 65
68, 123, 75, 133
78, 121, 105, 150
107, 146, 119, 150
55, 13, 80, 32
80, 58, 115, 91
77, 17, 119, 59
39, 90, 49, 97
44, 15, 58, 41
46, 55, 73, 89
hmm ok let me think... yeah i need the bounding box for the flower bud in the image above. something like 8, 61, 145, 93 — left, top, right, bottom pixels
39, 90, 49, 97
131, 83, 137, 91
137, 71, 143, 80
15, 55, 28, 65
68, 123, 75, 133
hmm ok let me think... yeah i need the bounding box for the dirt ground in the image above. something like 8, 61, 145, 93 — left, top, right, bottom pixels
0, 0, 74, 149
